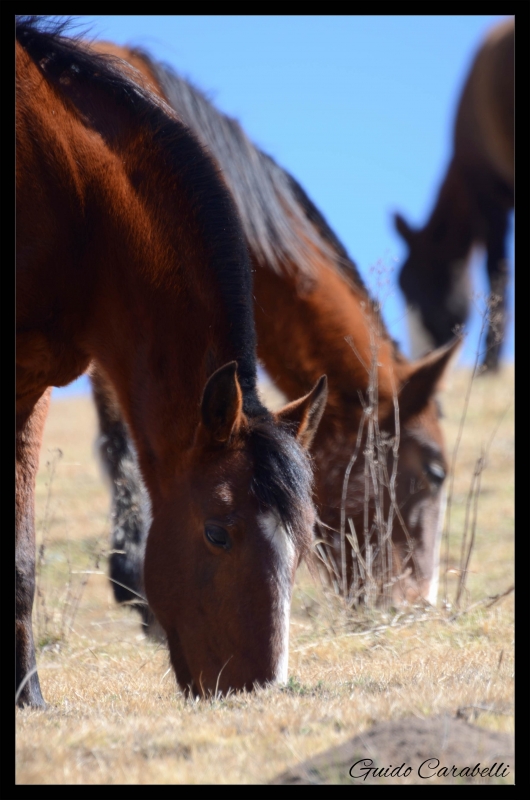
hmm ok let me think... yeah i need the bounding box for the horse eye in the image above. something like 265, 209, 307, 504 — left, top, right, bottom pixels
424, 461, 446, 486
205, 524, 232, 551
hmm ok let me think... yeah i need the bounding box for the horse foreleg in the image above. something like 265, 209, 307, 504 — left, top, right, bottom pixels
15, 389, 51, 707
483, 206, 510, 372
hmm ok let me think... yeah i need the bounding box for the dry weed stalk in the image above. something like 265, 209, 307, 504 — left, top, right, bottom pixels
35, 447, 63, 647
35, 448, 102, 650
442, 292, 512, 610
315, 278, 512, 630
315, 276, 420, 622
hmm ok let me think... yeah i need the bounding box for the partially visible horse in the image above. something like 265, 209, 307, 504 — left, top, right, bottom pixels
395, 17, 514, 371
86, 39, 458, 625
15, 17, 327, 707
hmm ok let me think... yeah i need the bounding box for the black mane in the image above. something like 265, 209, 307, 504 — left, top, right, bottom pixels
142, 52, 364, 282
249, 417, 314, 551
133, 48, 399, 350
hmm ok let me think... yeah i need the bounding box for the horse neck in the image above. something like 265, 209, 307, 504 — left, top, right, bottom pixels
89, 268, 223, 500
421, 159, 478, 264
85, 170, 244, 502
253, 254, 399, 439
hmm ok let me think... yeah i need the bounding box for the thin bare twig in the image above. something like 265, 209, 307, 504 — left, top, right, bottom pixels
442, 303, 488, 604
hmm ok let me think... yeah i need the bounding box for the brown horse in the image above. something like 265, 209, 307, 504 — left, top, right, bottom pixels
395, 17, 514, 372
85, 39, 459, 624
15, 17, 327, 707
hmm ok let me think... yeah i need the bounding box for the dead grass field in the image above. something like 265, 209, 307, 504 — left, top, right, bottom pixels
16, 365, 514, 784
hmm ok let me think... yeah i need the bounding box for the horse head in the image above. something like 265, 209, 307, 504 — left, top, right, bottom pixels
395, 211, 471, 358
381, 337, 461, 605
144, 363, 327, 696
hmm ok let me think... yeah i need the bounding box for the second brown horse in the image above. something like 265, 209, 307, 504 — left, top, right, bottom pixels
89, 40, 458, 623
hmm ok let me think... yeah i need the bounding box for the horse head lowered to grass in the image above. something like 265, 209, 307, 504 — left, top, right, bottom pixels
395, 17, 514, 372
15, 17, 327, 707
85, 39, 459, 624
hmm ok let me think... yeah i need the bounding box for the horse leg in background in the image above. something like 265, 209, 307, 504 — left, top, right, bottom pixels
16, 389, 51, 707
482, 202, 510, 372
91, 369, 164, 640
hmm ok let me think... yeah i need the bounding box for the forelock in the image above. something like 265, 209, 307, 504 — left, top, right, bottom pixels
247, 416, 315, 556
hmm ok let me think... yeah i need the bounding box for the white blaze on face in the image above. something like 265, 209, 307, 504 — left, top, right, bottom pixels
258, 512, 295, 684
427, 487, 447, 606
407, 304, 436, 360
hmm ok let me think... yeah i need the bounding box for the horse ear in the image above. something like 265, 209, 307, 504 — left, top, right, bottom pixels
394, 212, 416, 245
399, 337, 462, 419
200, 361, 244, 444
275, 375, 328, 449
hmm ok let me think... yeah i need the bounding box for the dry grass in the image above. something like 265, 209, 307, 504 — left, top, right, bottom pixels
16, 366, 514, 784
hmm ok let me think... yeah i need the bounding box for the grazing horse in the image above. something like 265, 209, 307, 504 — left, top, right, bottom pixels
395, 17, 514, 371
86, 39, 458, 622
15, 17, 328, 707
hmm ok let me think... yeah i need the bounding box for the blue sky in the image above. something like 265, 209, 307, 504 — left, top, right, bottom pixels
52, 14, 514, 398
